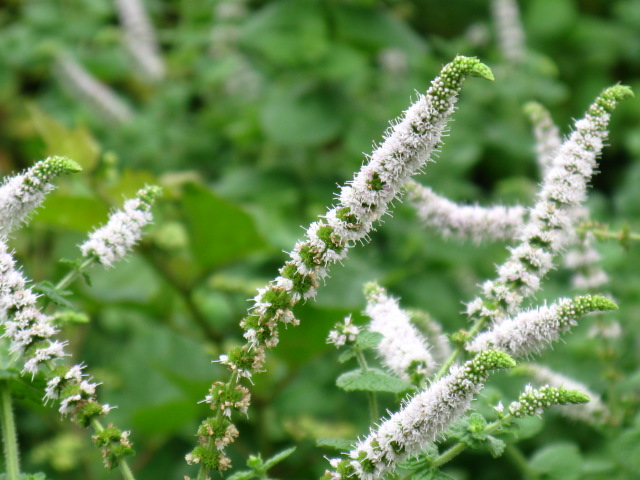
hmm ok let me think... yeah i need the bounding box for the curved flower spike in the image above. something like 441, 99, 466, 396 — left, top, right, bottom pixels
80, 185, 161, 268
509, 384, 590, 418
524, 102, 562, 177
326, 350, 515, 480
364, 282, 434, 383
468, 85, 632, 324
0, 156, 81, 234
468, 295, 618, 357
406, 180, 526, 243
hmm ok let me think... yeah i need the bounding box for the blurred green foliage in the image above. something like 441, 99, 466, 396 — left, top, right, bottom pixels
1, 0, 640, 479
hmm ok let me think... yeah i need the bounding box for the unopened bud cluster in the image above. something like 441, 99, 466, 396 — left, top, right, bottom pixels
509, 385, 589, 418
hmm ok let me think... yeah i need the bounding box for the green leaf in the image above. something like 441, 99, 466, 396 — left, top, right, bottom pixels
28, 104, 100, 170
316, 438, 354, 451
355, 331, 383, 350
31, 193, 109, 232
225, 470, 255, 480
529, 443, 583, 480
336, 368, 410, 393
32, 281, 74, 309
263, 446, 296, 470
181, 183, 269, 271
337, 348, 357, 363
486, 435, 506, 458
260, 82, 346, 146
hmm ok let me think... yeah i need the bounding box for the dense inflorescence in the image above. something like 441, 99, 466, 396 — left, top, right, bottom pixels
325, 351, 516, 480
187, 55, 495, 473
508, 384, 590, 418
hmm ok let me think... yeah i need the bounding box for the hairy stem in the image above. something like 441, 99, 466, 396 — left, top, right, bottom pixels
355, 350, 379, 422
0, 381, 20, 480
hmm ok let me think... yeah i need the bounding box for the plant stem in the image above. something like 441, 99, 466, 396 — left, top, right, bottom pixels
55, 256, 97, 291
355, 350, 379, 422
92, 419, 136, 480
505, 444, 538, 480
0, 380, 20, 480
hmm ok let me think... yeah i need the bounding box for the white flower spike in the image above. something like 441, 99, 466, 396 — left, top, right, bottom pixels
0, 156, 81, 234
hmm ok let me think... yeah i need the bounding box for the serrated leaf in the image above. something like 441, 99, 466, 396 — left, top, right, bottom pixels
32, 281, 74, 309
337, 348, 357, 363
336, 368, 410, 393
263, 446, 296, 470
486, 435, 506, 458
316, 438, 354, 451
355, 331, 383, 349
224, 470, 254, 480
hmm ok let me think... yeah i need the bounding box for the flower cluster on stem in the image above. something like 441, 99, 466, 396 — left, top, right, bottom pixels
115, 0, 165, 82
54, 53, 133, 125
187, 56, 495, 475
405, 180, 526, 243
524, 102, 562, 177
325, 350, 516, 480
0, 238, 132, 469
491, 0, 526, 65
467, 295, 618, 357
80, 186, 161, 268
363, 282, 434, 383
0, 156, 81, 235
466, 85, 632, 325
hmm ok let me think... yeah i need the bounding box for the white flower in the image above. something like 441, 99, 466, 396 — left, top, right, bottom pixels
0, 157, 81, 234
247, 57, 494, 351
115, 0, 165, 81
327, 315, 360, 348
492, 0, 526, 64
54, 53, 133, 125
467, 86, 631, 323
80, 186, 161, 267
364, 283, 434, 382
524, 102, 562, 177
467, 295, 618, 357
329, 351, 515, 479
406, 181, 526, 243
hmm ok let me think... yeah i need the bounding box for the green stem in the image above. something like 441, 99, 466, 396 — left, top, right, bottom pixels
577, 226, 640, 243
92, 419, 136, 480
0, 380, 20, 480
55, 256, 97, 292
355, 350, 379, 422
434, 317, 488, 381
505, 445, 538, 480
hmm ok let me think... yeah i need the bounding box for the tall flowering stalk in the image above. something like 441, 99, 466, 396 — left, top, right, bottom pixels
54, 54, 134, 125
525, 102, 562, 177
326, 350, 516, 480
467, 295, 617, 356
114, 0, 165, 82
507, 384, 590, 418
364, 282, 434, 384
80, 186, 161, 268
465, 86, 632, 327
186, 56, 495, 476
0, 156, 81, 235
405, 180, 526, 243
0, 238, 134, 472
492, 0, 526, 65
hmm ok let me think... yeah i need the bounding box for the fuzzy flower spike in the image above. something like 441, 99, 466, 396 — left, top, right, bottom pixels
0, 156, 81, 234
241, 56, 494, 353
468, 294, 618, 357
189, 57, 494, 473
326, 350, 516, 480
364, 282, 435, 384
80, 185, 161, 268
467, 85, 632, 324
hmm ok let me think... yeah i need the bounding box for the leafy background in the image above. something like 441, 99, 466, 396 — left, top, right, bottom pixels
1, 0, 640, 479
